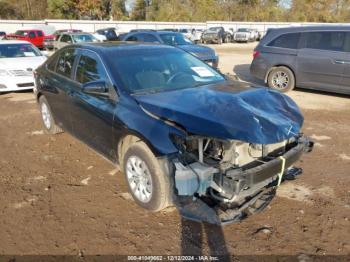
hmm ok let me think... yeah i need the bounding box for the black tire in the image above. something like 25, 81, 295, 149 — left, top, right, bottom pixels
267, 66, 295, 93
39, 96, 63, 134
122, 141, 172, 211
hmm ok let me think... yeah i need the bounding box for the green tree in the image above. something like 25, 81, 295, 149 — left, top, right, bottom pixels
48, 0, 79, 19
130, 0, 146, 20
111, 0, 128, 20
0, 0, 21, 19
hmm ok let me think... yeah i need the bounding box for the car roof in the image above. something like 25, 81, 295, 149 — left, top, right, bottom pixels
268, 25, 350, 33
61, 32, 92, 36
66, 41, 176, 54
97, 27, 116, 31
0, 40, 31, 45
15, 29, 42, 32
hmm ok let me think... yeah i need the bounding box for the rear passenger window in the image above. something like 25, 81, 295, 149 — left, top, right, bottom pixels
37, 31, 43, 37
126, 35, 139, 42
56, 49, 77, 78
305, 31, 345, 51
76, 51, 107, 84
268, 33, 300, 49
142, 34, 160, 43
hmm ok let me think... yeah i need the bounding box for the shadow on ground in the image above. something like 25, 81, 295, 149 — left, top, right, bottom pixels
181, 218, 231, 261
233, 64, 264, 86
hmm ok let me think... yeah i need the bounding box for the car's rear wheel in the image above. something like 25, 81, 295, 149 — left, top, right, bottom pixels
122, 141, 172, 211
267, 66, 295, 92
39, 96, 63, 134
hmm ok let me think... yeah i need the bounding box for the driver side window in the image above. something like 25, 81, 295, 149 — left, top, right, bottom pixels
76, 51, 107, 84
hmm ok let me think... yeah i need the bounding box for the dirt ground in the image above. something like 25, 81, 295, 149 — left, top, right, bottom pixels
0, 43, 349, 259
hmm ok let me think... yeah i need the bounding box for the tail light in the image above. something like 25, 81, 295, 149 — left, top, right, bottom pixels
253, 50, 260, 59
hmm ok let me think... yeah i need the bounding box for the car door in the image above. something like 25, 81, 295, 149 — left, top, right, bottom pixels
338, 32, 350, 94
37, 30, 44, 48
28, 31, 36, 46
69, 49, 117, 160
43, 48, 79, 133
297, 31, 346, 91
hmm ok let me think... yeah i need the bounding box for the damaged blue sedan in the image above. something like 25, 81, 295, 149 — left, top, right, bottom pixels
34, 42, 313, 225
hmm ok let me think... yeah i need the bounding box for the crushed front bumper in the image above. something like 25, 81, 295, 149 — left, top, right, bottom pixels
176, 137, 314, 225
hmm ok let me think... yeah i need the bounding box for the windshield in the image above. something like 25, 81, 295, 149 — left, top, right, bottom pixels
0, 44, 42, 58
238, 28, 250, 32
72, 34, 97, 43
159, 33, 192, 46
109, 49, 225, 94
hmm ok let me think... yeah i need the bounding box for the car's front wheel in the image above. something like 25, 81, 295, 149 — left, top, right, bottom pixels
39, 96, 63, 134
267, 66, 295, 92
122, 141, 172, 211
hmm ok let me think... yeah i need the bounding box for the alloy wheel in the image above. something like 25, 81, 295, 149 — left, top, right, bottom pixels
126, 155, 153, 203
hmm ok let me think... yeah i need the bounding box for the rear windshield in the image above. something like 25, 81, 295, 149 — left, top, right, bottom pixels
238, 28, 249, 32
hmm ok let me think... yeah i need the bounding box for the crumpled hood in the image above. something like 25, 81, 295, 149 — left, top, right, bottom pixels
0, 57, 46, 71
133, 82, 304, 144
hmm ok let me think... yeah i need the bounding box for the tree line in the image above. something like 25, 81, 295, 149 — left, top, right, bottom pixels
1, 0, 350, 23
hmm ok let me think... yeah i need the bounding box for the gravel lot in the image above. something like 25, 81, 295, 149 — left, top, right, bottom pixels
0, 43, 349, 258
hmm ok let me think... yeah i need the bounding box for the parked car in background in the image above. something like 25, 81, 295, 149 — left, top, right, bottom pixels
189, 29, 204, 43
54, 32, 99, 50
93, 33, 107, 42
178, 28, 192, 40
250, 29, 260, 41
48, 29, 83, 50
250, 26, 350, 94
122, 30, 219, 68
201, 27, 228, 44
158, 28, 179, 32
34, 42, 313, 224
95, 27, 119, 41
43, 35, 56, 50
7, 29, 45, 49
234, 28, 255, 42
0, 40, 46, 92
0, 32, 6, 40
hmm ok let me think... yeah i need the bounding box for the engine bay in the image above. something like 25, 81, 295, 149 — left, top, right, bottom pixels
172, 134, 313, 224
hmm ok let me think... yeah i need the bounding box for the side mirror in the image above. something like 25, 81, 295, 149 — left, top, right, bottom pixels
82, 81, 109, 97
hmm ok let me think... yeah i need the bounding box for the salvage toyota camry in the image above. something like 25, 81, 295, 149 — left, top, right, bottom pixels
34, 42, 313, 225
